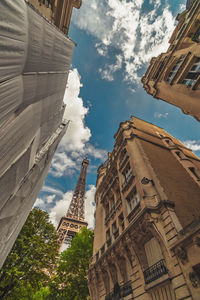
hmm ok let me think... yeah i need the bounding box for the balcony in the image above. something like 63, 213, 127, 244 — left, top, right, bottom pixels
105, 281, 133, 300
143, 259, 168, 284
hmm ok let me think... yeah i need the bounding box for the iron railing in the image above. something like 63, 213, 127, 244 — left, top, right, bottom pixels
143, 259, 168, 284
105, 281, 133, 300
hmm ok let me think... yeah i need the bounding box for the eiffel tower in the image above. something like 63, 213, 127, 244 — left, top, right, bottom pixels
57, 158, 89, 252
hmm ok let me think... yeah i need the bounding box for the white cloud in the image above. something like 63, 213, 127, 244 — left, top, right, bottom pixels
99, 54, 122, 81
33, 194, 57, 210
42, 186, 64, 197
179, 3, 186, 12
61, 69, 91, 151
154, 112, 168, 119
50, 69, 107, 178
34, 198, 45, 208
49, 191, 73, 228
72, 0, 176, 84
183, 140, 200, 152
85, 144, 107, 161
46, 195, 56, 204
51, 152, 78, 177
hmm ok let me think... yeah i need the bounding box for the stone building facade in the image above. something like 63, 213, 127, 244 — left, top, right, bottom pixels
0, 0, 81, 268
88, 116, 200, 300
142, 0, 200, 121
27, 0, 82, 35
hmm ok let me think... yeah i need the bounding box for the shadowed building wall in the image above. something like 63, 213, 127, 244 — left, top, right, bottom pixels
88, 116, 200, 300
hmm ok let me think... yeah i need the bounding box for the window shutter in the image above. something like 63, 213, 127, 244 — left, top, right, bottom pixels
145, 238, 163, 267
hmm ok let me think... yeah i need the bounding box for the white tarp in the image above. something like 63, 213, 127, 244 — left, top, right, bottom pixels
0, 0, 75, 267
0, 0, 27, 82
0, 0, 74, 127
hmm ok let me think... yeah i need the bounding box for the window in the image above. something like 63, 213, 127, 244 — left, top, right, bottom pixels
122, 163, 133, 188
145, 238, 163, 267
119, 149, 128, 166
175, 151, 184, 159
118, 213, 125, 231
192, 26, 200, 43
153, 56, 168, 81
105, 203, 109, 218
176, 24, 186, 40
110, 196, 115, 210
164, 138, 174, 146
182, 57, 200, 87
106, 229, 111, 240
126, 188, 140, 214
167, 56, 184, 83
106, 229, 111, 246
189, 167, 200, 180
112, 221, 117, 233
143, 238, 167, 284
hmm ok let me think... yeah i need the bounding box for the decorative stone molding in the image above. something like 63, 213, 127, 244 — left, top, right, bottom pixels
176, 247, 188, 264
195, 236, 200, 247
189, 271, 200, 288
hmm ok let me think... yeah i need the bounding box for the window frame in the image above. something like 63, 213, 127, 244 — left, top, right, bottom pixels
126, 187, 140, 214
181, 57, 200, 88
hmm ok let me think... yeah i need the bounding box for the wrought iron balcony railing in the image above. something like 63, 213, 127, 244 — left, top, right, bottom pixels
143, 259, 168, 284
105, 281, 133, 300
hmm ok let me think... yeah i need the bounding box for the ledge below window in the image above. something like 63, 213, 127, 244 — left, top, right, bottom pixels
145, 273, 170, 291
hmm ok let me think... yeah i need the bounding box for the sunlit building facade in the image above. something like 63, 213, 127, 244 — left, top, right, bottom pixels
88, 116, 200, 300
142, 0, 200, 121
0, 0, 81, 268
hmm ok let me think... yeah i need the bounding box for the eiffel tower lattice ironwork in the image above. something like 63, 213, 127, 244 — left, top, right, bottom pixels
57, 158, 89, 252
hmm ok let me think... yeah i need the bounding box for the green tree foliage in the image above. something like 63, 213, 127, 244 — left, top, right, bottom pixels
49, 227, 94, 300
0, 208, 59, 299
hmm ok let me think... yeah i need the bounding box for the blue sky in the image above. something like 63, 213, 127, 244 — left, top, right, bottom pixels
35, 0, 200, 228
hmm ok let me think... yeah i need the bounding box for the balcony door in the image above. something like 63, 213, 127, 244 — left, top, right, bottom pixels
145, 237, 163, 267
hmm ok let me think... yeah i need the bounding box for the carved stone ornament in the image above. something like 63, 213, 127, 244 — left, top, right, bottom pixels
176, 247, 188, 264
141, 177, 152, 185
195, 236, 200, 247
189, 272, 200, 288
